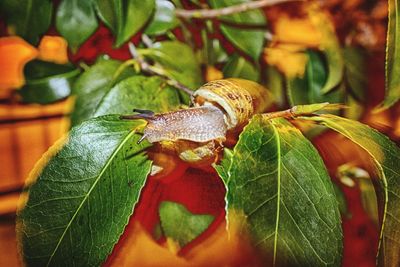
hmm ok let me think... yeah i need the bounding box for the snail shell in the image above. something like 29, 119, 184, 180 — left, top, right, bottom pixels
193, 78, 271, 130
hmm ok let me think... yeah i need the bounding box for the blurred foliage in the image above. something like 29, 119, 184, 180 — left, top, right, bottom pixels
2, 0, 400, 266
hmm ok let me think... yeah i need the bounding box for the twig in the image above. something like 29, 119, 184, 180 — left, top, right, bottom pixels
175, 0, 302, 19
128, 43, 194, 96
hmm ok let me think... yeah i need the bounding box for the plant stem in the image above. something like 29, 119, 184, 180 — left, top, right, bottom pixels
128, 43, 194, 97
175, 0, 303, 19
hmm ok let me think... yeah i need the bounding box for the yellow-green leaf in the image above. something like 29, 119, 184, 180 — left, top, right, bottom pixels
303, 114, 400, 266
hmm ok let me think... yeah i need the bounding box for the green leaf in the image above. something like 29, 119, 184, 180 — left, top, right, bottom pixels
17, 115, 152, 266
71, 59, 136, 127
144, 0, 179, 36
220, 116, 342, 266
223, 54, 260, 82
159, 201, 214, 247
265, 66, 285, 108
115, 0, 155, 47
93, 75, 181, 117
140, 41, 203, 93
287, 50, 344, 110
377, 0, 400, 110
332, 183, 348, 217
56, 0, 99, 51
343, 46, 367, 101
213, 148, 233, 185
208, 0, 266, 59
93, 0, 121, 33
302, 114, 400, 267
308, 5, 343, 94
0, 0, 52, 44
19, 60, 80, 104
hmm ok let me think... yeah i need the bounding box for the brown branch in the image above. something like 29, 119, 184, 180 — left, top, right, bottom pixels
175, 0, 303, 19
128, 43, 194, 97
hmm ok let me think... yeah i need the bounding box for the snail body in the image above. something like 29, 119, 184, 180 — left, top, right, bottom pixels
122, 78, 272, 164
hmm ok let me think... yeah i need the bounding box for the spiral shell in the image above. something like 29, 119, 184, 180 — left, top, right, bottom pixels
193, 78, 271, 129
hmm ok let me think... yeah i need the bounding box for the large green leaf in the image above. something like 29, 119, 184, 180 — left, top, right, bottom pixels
303, 114, 400, 267
159, 201, 214, 247
71, 59, 136, 127
140, 41, 203, 90
144, 0, 179, 36
378, 0, 400, 110
223, 54, 260, 82
19, 60, 80, 104
287, 50, 344, 110
208, 0, 266, 60
0, 0, 52, 44
219, 116, 342, 266
17, 115, 152, 266
93, 75, 181, 117
56, 0, 98, 51
115, 0, 155, 46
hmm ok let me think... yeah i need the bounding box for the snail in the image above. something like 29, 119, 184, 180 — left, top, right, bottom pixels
121, 78, 272, 164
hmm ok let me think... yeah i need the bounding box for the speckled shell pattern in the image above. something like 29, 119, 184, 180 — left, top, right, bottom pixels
193, 78, 270, 129
144, 105, 227, 143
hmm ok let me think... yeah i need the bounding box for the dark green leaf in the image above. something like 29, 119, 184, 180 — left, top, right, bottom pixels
208, 0, 266, 26
287, 50, 344, 110
219, 116, 342, 266
303, 114, 400, 267
140, 41, 203, 101
223, 54, 260, 82
159, 201, 214, 247
265, 66, 285, 108
19, 60, 80, 104
115, 0, 155, 47
308, 5, 343, 94
93, 75, 181, 117
17, 115, 152, 266
56, 0, 98, 51
0, 0, 52, 44
332, 183, 348, 217
71, 59, 136, 127
343, 46, 367, 101
93, 0, 121, 33
377, 0, 400, 110
198, 24, 228, 65
209, 0, 266, 59
144, 0, 179, 36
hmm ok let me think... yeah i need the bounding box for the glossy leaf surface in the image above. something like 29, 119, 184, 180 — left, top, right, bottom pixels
303, 114, 400, 267
159, 201, 214, 247
219, 116, 342, 266
144, 0, 179, 36
115, 0, 155, 46
17, 115, 152, 266
56, 0, 98, 51
141, 41, 203, 89
287, 50, 344, 110
19, 60, 80, 104
71, 59, 135, 127
93, 75, 181, 117
0, 0, 52, 44
209, 0, 266, 59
